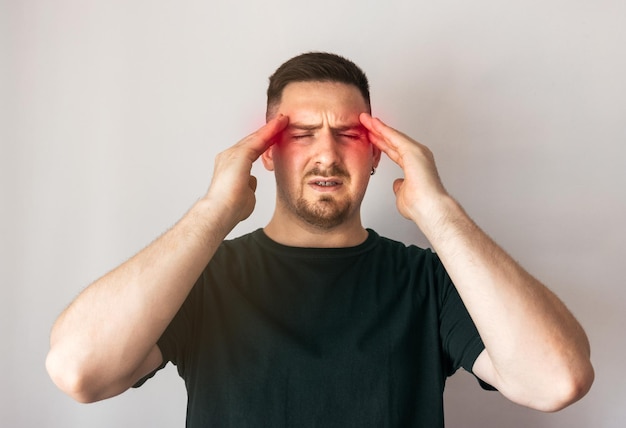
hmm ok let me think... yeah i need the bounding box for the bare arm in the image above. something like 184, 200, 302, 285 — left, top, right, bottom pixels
45, 115, 289, 403
360, 113, 594, 412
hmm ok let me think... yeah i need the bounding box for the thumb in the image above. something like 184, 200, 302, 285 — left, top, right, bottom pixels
248, 175, 258, 192
392, 178, 404, 195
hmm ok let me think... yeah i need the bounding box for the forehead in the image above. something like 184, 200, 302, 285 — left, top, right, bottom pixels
278, 81, 368, 123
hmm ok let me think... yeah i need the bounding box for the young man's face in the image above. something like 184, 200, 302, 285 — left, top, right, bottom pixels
262, 81, 380, 229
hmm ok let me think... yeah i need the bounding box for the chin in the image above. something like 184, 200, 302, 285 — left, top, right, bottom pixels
295, 198, 353, 229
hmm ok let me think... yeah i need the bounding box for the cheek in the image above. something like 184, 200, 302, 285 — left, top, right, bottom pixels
271, 146, 305, 176
276, 138, 314, 161
344, 144, 375, 165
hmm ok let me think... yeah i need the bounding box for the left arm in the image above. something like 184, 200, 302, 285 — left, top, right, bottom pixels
360, 113, 594, 412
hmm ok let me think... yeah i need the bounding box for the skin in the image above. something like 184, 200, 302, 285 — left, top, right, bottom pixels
359, 113, 594, 411
262, 81, 380, 247
45, 115, 290, 403
46, 81, 593, 412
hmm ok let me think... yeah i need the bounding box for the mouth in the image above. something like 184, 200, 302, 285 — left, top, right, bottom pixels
308, 177, 344, 191
313, 180, 341, 187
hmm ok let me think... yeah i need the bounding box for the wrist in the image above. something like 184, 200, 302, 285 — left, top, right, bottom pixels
411, 195, 469, 242
184, 196, 239, 247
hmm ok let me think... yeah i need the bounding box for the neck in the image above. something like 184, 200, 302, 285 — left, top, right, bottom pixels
264, 212, 368, 248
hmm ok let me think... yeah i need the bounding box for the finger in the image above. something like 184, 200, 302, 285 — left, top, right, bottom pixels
363, 114, 415, 150
367, 130, 403, 166
360, 113, 395, 161
359, 112, 375, 131
359, 113, 383, 140
259, 114, 290, 143
242, 114, 290, 156
360, 113, 402, 163
392, 178, 404, 195
369, 116, 409, 148
248, 175, 258, 192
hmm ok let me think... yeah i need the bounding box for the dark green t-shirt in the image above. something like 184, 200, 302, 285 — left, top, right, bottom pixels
141, 229, 487, 427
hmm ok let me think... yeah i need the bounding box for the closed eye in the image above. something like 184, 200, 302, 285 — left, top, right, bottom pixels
292, 134, 313, 140
340, 133, 361, 140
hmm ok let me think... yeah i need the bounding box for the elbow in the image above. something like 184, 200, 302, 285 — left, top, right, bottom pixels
536, 361, 595, 413
499, 357, 595, 413
46, 348, 102, 404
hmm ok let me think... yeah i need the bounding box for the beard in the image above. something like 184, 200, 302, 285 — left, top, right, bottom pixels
293, 194, 353, 229
277, 165, 356, 229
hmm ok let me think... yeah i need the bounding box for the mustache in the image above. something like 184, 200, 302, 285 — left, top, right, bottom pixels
305, 165, 350, 178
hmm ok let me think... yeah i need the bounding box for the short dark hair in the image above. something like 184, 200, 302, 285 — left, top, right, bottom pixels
266, 52, 371, 120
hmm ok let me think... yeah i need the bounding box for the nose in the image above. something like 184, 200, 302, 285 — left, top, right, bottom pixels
314, 129, 341, 167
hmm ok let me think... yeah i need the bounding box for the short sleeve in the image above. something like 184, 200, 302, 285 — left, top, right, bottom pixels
434, 254, 494, 389
133, 271, 206, 387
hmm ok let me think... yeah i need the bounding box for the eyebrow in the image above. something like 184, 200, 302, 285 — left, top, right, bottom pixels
288, 123, 365, 133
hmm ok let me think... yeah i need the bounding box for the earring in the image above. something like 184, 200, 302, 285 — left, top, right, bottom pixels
370, 167, 376, 176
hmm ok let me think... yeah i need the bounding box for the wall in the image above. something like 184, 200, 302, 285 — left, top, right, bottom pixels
2, 0, 625, 426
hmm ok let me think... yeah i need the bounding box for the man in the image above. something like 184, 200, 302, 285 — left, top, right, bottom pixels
46, 52, 593, 427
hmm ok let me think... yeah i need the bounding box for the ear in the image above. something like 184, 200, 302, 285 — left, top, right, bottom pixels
261, 145, 275, 171
372, 145, 382, 169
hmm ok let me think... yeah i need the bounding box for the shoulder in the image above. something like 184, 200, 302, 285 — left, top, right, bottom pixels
369, 230, 453, 296
213, 229, 264, 259
369, 229, 436, 263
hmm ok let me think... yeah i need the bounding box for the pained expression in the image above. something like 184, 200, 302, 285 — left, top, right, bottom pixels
262, 81, 381, 229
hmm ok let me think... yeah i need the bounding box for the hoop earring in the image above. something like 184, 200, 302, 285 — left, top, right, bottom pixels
370, 167, 376, 176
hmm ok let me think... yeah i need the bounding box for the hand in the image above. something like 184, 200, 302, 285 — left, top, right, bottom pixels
360, 113, 449, 225
205, 115, 289, 227
362, 114, 594, 411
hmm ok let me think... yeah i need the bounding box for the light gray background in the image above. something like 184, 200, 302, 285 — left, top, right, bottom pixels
2, 0, 625, 427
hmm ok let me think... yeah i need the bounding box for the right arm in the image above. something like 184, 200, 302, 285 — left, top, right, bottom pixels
45, 115, 289, 403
